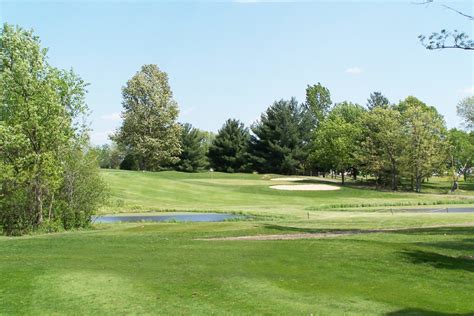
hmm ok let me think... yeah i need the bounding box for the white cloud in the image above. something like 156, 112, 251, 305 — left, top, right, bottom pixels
461, 86, 474, 95
100, 112, 121, 121
345, 67, 363, 75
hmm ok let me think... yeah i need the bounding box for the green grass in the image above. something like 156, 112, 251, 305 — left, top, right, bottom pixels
101, 169, 474, 217
1, 218, 473, 314
1, 170, 474, 314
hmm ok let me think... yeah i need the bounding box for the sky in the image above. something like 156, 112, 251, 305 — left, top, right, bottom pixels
1, 0, 473, 145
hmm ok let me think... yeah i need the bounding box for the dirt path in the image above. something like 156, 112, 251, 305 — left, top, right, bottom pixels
197, 223, 474, 241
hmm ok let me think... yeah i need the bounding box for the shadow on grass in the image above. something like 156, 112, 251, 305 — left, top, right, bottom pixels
419, 238, 474, 252
400, 250, 474, 272
263, 225, 474, 236
262, 224, 362, 234
386, 308, 473, 316
264, 224, 320, 234
390, 227, 474, 236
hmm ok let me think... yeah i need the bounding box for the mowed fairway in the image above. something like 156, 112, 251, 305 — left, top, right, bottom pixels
1, 170, 474, 315
101, 169, 474, 216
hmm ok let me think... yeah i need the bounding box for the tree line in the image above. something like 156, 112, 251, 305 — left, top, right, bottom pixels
102, 64, 474, 193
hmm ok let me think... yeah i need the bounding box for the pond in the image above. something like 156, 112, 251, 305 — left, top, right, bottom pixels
93, 213, 243, 224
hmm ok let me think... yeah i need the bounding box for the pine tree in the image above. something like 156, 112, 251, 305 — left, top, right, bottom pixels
367, 91, 389, 110
208, 119, 251, 173
251, 98, 308, 175
175, 123, 208, 172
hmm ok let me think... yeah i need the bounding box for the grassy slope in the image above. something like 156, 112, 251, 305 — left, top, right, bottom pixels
101, 169, 474, 216
1, 170, 473, 314
0, 220, 473, 315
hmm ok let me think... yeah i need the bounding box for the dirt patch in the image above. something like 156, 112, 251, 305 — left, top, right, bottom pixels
197, 223, 474, 241
199, 231, 361, 241
270, 184, 340, 191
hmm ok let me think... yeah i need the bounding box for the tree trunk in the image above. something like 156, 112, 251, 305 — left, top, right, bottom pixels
48, 193, 54, 221
390, 163, 397, 191
341, 171, 345, 185
451, 180, 459, 192
36, 186, 43, 225
415, 176, 422, 193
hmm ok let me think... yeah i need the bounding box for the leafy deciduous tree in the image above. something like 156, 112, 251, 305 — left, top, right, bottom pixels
399, 97, 448, 192
112, 64, 182, 171
0, 24, 106, 235
304, 83, 332, 126
457, 96, 474, 129
313, 102, 365, 184
447, 129, 474, 184
359, 107, 405, 190
95, 143, 123, 169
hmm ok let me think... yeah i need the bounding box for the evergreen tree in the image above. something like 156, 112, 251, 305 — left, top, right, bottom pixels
175, 123, 208, 172
367, 91, 389, 110
208, 119, 251, 173
251, 98, 308, 174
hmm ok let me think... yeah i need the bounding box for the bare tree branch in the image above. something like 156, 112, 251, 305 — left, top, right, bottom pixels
414, 0, 473, 20
442, 4, 474, 20
412, 0, 433, 5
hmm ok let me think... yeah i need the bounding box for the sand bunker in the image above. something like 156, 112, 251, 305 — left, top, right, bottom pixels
270, 184, 340, 191
270, 177, 308, 182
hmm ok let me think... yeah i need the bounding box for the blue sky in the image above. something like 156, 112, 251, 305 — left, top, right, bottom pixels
1, 1, 473, 144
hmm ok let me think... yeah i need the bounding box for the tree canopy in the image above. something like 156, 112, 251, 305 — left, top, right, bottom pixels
359, 106, 405, 190
366, 91, 390, 110
305, 83, 332, 126
0, 24, 106, 235
208, 119, 251, 173
457, 96, 474, 129
251, 98, 309, 175
112, 64, 182, 171
313, 102, 365, 184
175, 123, 209, 172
